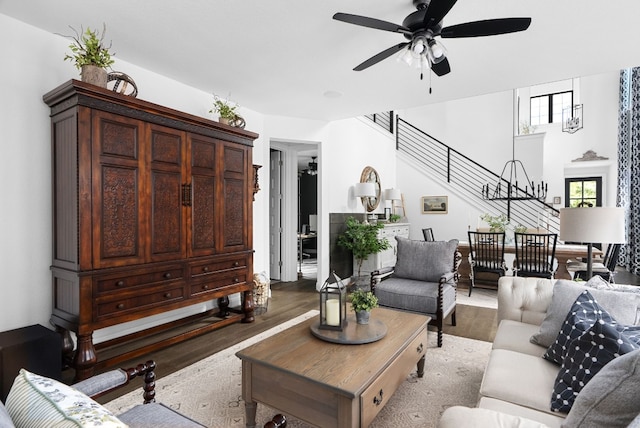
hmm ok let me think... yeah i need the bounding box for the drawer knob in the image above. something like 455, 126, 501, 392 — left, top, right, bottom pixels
116, 303, 124, 310
234, 261, 239, 267
203, 266, 210, 272
417, 343, 424, 354
203, 285, 209, 290
164, 292, 172, 298
115, 280, 124, 287
373, 389, 384, 406
234, 277, 239, 283
164, 273, 172, 279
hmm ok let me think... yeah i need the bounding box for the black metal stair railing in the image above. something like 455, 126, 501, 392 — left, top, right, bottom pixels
396, 116, 560, 234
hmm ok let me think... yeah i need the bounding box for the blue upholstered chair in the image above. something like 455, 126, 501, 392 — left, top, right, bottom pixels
371, 237, 461, 347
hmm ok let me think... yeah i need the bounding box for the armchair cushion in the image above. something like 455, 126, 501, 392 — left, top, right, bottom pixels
5, 369, 126, 428
375, 277, 456, 315
117, 402, 205, 428
393, 237, 459, 282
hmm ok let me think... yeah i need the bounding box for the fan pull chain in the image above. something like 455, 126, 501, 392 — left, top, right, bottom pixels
429, 68, 432, 94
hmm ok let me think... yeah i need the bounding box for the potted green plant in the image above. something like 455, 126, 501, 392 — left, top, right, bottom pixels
210, 94, 239, 125
389, 214, 401, 223
349, 289, 378, 324
337, 216, 390, 285
480, 213, 510, 232
63, 24, 114, 88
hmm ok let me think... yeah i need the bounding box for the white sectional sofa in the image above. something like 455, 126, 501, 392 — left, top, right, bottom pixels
439, 276, 640, 428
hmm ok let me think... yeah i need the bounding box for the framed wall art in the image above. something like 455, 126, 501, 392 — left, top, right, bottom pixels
421, 196, 448, 214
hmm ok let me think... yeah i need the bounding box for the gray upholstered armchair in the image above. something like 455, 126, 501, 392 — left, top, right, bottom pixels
371, 237, 461, 347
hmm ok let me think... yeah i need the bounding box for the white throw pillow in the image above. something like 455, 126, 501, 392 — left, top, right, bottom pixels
5, 369, 127, 428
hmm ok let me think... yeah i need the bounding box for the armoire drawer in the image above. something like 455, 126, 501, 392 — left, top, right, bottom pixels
360, 329, 427, 426
94, 265, 185, 295
95, 284, 186, 320
190, 256, 247, 278
190, 269, 249, 296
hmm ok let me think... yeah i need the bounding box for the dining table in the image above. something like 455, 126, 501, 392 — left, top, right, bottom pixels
456, 241, 602, 287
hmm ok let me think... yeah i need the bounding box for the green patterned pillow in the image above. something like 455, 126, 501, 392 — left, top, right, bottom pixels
5, 369, 127, 428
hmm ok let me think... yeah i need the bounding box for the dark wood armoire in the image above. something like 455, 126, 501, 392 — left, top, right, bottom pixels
43, 80, 258, 380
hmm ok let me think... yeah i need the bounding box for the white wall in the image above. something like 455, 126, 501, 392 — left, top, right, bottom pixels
396, 72, 622, 242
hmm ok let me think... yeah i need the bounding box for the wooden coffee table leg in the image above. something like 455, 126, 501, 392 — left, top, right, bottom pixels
417, 354, 426, 378
245, 400, 257, 428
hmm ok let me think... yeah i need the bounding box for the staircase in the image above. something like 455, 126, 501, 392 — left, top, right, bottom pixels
395, 116, 560, 234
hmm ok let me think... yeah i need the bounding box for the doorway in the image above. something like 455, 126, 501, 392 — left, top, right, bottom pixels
269, 141, 319, 283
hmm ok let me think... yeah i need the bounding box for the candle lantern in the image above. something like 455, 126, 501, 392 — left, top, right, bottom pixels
319, 271, 347, 331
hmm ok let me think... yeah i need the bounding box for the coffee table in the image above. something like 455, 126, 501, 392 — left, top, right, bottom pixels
236, 308, 430, 428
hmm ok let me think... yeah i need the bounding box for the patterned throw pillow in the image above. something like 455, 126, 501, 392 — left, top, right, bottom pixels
5, 369, 127, 428
550, 319, 640, 413
543, 290, 616, 365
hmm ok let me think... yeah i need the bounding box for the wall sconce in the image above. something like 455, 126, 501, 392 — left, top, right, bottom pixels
319, 271, 347, 331
354, 182, 376, 221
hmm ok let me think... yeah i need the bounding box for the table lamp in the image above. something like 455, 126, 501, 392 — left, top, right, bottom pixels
383, 188, 402, 215
559, 207, 625, 279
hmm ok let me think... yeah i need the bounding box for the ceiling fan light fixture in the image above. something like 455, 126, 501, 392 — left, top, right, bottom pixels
397, 47, 415, 67
411, 36, 427, 56
427, 39, 446, 64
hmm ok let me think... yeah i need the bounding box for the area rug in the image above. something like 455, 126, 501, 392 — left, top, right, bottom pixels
105, 310, 492, 427
456, 287, 498, 309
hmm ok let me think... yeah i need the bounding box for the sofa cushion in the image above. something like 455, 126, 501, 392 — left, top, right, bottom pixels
393, 237, 458, 282
550, 319, 640, 413
479, 349, 560, 415
478, 397, 565, 428
563, 348, 640, 428
530, 280, 638, 348
375, 277, 455, 317
438, 405, 550, 428
493, 320, 546, 357
5, 368, 127, 428
543, 290, 617, 365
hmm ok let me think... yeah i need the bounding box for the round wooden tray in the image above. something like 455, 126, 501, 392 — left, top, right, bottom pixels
310, 316, 387, 345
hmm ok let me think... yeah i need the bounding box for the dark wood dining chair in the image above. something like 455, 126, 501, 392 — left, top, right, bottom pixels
573, 243, 621, 282
422, 228, 435, 241
467, 231, 507, 296
513, 232, 558, 279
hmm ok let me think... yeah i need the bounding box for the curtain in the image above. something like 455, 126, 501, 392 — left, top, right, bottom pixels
617, 68, 640, 275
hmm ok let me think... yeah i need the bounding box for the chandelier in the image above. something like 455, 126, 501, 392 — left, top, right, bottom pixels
306, 156, 318, 176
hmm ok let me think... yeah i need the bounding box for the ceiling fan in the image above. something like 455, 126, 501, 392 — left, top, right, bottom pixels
333, 0, 531, 78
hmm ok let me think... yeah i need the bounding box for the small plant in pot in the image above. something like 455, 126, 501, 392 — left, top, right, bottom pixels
62, 24, 114, 88
336, 216, 390, 288
210, 93, 239, 125
350, 289, 378, 324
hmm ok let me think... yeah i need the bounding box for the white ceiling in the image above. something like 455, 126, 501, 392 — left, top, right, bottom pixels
2, 0, 640, 122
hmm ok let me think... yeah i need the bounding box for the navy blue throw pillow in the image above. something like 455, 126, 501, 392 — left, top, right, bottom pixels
550, 319, 640, 413
543, 290, 617, 365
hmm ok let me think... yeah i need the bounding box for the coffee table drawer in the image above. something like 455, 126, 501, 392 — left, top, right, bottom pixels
361, 329, 428, 426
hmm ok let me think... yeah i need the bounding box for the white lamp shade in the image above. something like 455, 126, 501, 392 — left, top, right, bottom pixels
383, 188, 402, 201
559, 207, 626, 244
354, 182, 376, 198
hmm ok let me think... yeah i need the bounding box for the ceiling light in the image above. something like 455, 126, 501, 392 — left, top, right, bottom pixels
306, 156, 318, 175
427, 39, 446, 64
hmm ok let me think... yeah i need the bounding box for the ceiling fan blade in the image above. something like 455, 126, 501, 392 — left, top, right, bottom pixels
353, 43, 410, 71
430, 57, 451, 76
333, 12, 411, 35
424, 0, 458, 27
440, 17, 531, 38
